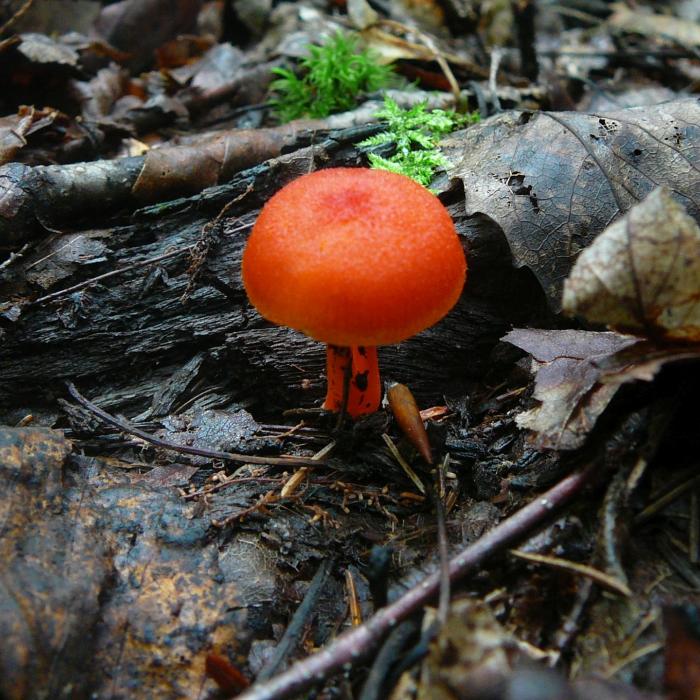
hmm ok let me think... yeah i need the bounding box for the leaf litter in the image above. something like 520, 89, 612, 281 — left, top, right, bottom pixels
1, 2, 700, 700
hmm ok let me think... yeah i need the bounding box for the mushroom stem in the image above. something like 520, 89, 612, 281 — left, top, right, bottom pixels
323, 345, 381, 419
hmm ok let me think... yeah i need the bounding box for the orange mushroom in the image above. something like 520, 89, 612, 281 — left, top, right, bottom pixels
241, 168, 466, 419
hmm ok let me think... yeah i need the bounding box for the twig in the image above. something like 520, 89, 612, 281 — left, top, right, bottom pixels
488, 49, 504, 112
358, 620, 418, 700
434, 456, 450, 626
66, 382, 324, 468
554, 577, 594, 653
510, 550, 632, 597
381, 433, 425, 495
234, 463, 598, 700
211, 491, 279, 528
634, 473, 700, 525
33, 246, 193, 305
0, 242, 29, 273
602, 642, 664, 679
257, 557, 336, 681
346, 569, 362, 627
0, 0, 34, 37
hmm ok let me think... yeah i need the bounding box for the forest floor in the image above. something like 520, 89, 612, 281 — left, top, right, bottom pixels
1, 1, 700, 699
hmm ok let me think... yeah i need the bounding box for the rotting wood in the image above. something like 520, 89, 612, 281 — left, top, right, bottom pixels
0, 130, 547, 421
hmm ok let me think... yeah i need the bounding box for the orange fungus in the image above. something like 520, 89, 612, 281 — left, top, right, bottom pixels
241, 167, 467, 417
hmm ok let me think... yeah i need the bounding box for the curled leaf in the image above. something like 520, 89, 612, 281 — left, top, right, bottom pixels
504, 329, 639, 450
562, 187, 700, 341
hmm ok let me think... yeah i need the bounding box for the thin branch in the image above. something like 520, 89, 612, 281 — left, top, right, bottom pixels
0, 243, 29, 273
233, 463, 598, 700
66, 382, 324, 468
509, 549, 632, 597
0, 0, 34, 37
434, 456, 450, 627
257, 557, 336, 681
33, 246, 193, 305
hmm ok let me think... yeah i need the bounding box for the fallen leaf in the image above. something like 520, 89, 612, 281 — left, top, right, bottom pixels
131, 121, 321, 201
94, 0, 202, 71
562, 187, 700, 342
16, 32, 80, 66
0, 110, 33, 165
416, 599, 513, 700
445, 99, 700, 308
608, 2, 700, 48
504, 329, 639, 450
25, 232, 110, 289
504, 328, 700, 449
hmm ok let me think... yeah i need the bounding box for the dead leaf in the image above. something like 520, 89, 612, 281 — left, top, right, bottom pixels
71, 65, 130, 120
416, 599, 513, 700
361, 25, 488, 78
8, 0, 101, 35
445, 99, 700, 308
504, 328, 700, 449
16, 32, 80, 66
137, 464, 199, 487
504, 329, 640, 450
608, 2, 700, 48
131, 121, 321, 202
95, 0, 203, 71
157, 406, 269, 465
0, 109, 33, 165
562, 187, 700, 342
25, 231, 110, 289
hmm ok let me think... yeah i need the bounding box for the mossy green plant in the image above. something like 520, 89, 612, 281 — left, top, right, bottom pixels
270, 32, 393, 122
358, 97, 480, 187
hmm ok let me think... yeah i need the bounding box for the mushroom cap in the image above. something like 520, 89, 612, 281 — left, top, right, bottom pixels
242, 168, 467, 347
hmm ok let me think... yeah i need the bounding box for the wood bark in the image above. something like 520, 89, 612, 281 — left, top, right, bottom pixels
0, 134, 547, 422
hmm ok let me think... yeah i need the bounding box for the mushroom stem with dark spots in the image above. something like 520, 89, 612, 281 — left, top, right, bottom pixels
323, 345, 381, 418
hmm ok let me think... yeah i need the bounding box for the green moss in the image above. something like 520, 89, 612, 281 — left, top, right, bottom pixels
270, 31, 393, 122
358, 97, 480, 187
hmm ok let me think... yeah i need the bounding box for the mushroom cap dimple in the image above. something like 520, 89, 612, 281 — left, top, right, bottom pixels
242, 168, 467, 346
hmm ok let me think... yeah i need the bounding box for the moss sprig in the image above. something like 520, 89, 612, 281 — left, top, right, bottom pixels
270, 32, 393, 122
358, 97, 480, 187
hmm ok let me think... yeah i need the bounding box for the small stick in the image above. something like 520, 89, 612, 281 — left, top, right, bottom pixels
66, 382, 324, 467
234, 463, 597, 700
0, 243, 29, 272
510, 550, 632, 597
634, 473, 700, 525
33, 246, 193, 305
345, 569, 363, 627
381, 433, 425, 495
0, 0, 34, 36
257, 557, 335, 681
358, 620, 418, 700
434, 456, 451, 626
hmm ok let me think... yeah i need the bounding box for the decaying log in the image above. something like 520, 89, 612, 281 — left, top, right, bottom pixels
0, 128, 547, 421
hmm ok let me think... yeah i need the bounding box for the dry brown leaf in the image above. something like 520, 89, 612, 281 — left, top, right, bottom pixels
361, 25, 487, 77
445, 100, 700, 308
505, 327, 700, 449
505, 329, 639, 450
0, 110, 33, 165
608, 2, 700, 47
562, 187, 700, 342
131, 121, 320, 202
416, 599, 513, 700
